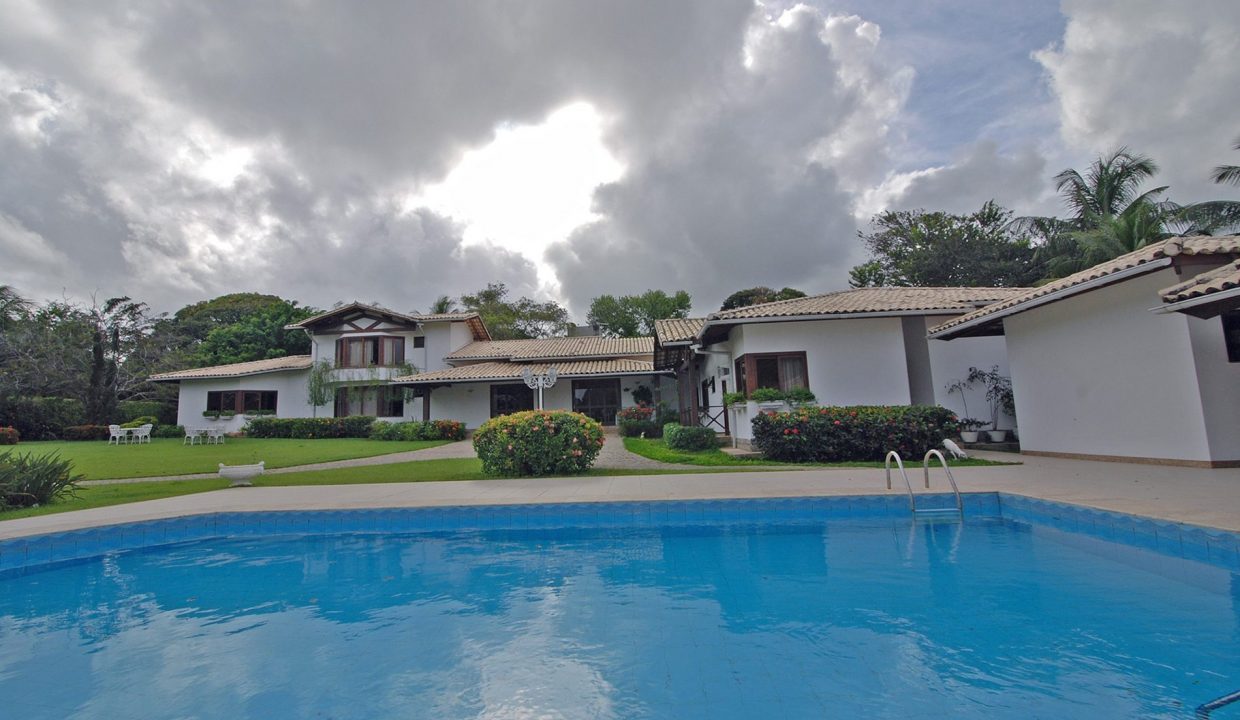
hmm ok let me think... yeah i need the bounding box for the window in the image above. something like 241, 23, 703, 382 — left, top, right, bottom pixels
413, 336, 425, 348
335, 336, 406, 368
490, 384, 534, 417
334, 387, 404, 417
1224, 311, 1240, 363
206, 390, 277, 413
572, 378, 621, 425
734, 352, 808, 396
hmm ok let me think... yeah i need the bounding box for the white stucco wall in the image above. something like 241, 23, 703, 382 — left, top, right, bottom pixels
423, 374, 668, 429
176, 370, 314, 432
1186, 312, 1240, 461
1003, 269, 1213, 462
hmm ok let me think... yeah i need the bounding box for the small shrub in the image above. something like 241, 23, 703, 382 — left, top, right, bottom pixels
663, 423, 719, 451
368, 419, 466, 442
0, 427, 18, 445
617, 405, 662, 438
723, 391, 747, 407
474, 410, 604, 476
785, 387, 817, 405
153, 424, 186, 438
0, 397, 85, 440
0, 450, 82, 509
749, 388, 786, 403
121, 415, 159, 429
751, 405, 959, 462
244, 416, 376, 439
62, 425, 112, 441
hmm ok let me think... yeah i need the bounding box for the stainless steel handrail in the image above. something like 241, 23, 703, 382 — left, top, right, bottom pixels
1197, 690, 1240, 719
923, 449, 964, 514
884, 451, 915, 511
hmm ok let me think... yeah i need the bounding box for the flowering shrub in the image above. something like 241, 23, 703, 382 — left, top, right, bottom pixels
663, 423, 719, 451
369, 419, 466, 442
473, 410, 604, 476
0, 427, 17, 445
617, 405, 663, 438
244, 416, 376, 439
751, 405, 959, 462
61, 425, 112, 441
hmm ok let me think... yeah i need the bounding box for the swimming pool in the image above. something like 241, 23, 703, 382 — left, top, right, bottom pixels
1, 494, 1237, 718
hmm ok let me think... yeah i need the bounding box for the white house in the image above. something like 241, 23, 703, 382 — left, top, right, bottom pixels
654, 287, 1025, 444
930, 236, 1240, 468
152, 302, 673, 431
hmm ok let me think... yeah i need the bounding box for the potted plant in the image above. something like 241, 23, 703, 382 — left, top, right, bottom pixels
968, 366, 1012, 442
785, 387, 817, 408
957, 418, 987, 443
750, 387, 787, 412
202, 410, 221, 421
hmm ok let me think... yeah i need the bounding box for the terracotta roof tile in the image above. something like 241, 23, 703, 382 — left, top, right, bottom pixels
707, 286, 1029, 322
1160, 259, 1240, 303
445, 336, 653, 361
930, 235, 1240, 338
392, 359, 660, 384
150, 355, 312, 381
654, 318, 706, 345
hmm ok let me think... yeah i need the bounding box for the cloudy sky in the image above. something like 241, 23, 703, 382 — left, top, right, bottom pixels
1, 0, 1237, 318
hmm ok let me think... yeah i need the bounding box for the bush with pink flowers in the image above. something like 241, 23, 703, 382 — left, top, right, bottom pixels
473, 410, 604, 476
751, 405, 959, 462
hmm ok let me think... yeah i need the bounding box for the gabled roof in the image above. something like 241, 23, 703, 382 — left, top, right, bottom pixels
445, 336, 653, 362
392, 359, 662, 385
707, 286, 1029, 323
1157, 258, 1240, 318
654, 318, 706, 345
930, 235, 1240, 339
150, 355, 312, 382
284, 302, 490, 340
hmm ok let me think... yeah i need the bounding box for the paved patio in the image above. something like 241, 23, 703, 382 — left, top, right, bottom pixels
4, 451, 1238, 540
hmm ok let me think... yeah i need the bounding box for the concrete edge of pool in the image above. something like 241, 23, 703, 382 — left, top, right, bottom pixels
2, 492, 1238, 580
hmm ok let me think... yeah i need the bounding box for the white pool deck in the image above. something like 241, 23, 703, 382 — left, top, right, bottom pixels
2, 451, 1238, 540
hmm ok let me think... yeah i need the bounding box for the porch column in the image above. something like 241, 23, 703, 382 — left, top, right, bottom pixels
687, 359, 701, 427
422, 387, 432, 421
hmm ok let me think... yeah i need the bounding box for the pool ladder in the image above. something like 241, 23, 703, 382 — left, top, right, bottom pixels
885, 449, 963, 518
1197, 689, 1240, 719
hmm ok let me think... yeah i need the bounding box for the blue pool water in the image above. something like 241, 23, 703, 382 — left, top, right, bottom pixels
1, 498, 1238, 719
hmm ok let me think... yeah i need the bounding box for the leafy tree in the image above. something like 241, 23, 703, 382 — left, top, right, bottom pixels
194, 301, 316, 366
460, 283, 569, 340
719, 287, 807, 311
849, 201, 1040, 288
83, 296, 159, 423
174, 293, 298, 342
587, 290, 692, 337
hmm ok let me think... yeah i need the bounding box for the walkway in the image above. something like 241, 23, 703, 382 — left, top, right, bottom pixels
9, 451, 1239, 540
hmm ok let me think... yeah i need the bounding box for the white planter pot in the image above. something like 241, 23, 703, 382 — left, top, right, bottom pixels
219, 461, 265, 487
756, 401, 787, 413
986, 430, 1008, 443
960, 431, 981, 443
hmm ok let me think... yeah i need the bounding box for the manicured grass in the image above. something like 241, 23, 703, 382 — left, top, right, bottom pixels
0, 458, 752, 521
623, 437, 1017, 468
11, 438, 450, 480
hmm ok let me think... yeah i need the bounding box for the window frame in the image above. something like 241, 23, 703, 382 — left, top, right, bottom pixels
206, 390, 278, 414
733, 351, 809, 397
334, 386, 404, 417
335, 335, 407, 368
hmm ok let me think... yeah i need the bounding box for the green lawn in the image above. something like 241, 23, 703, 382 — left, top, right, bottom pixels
10, 438, 450, 480
0, 458, 751, 520
623, 437, 1017, 468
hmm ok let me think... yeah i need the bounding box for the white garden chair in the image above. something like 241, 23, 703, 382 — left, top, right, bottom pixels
205, 428, 226, 445
108, 425, 127, 445
132, 424, 153, 444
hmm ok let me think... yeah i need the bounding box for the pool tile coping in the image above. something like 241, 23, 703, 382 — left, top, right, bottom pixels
1, 492, 1236, 577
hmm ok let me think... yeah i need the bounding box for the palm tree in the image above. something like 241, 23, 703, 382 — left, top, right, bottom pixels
1053, 147, 1167, 230
427, 295, 458, 314
0, 285, 29, 329
1211, 136, 1240, 186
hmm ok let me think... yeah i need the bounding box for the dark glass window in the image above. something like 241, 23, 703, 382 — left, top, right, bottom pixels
490, 384, 534, 417
734, 353, 809, 397
572, 378, 621, 425
413, 336, 425, 348
207, 390, 276, 413
334, 387, 403, 417
336, 336, 406, 368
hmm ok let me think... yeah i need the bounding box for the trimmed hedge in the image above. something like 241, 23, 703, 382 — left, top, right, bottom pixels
0, 397, 85, 440
751, 405, 959, 463
121, 416, 159, 429
117, 400, 175, 425
62, 425, 112, 441
473, 410, 604, 477
244, 416, 376, 439
663, 423, 718, 451
369, 419, 466, 442
0, 427, 17, 445
153, 424, 186, 438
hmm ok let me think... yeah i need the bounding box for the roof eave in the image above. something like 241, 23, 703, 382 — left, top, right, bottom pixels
1152, 285, 1240, 318
391, 368, 672, 385
930, 259, 1173, 340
